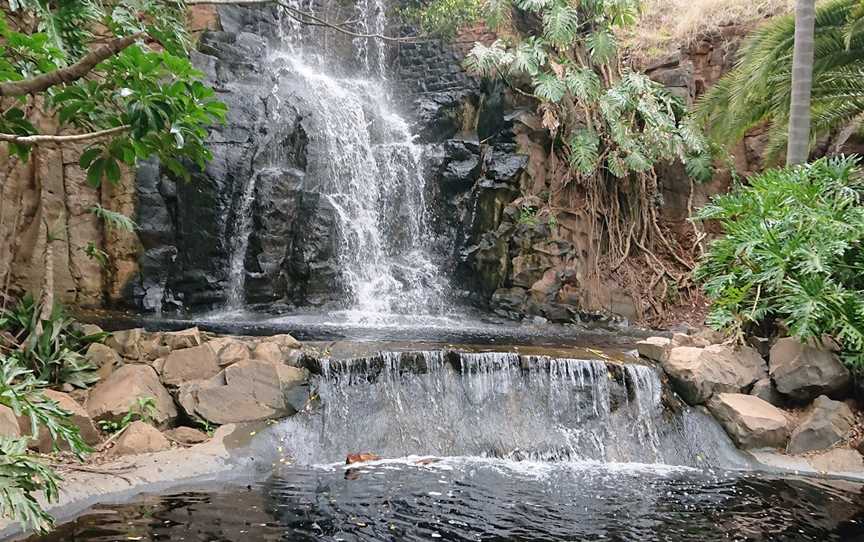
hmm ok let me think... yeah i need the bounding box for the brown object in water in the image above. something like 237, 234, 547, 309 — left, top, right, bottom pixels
345, 452, 381, 465
414, 457, 441, 465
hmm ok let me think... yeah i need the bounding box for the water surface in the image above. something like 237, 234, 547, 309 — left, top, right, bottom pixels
27, 459, 864, 541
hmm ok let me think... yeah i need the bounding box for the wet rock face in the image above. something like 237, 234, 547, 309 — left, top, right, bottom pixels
128, 6, 333, 312
126, 5, 484, 314
129, 13, 280, 311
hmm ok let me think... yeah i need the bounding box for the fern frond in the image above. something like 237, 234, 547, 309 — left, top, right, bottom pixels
89, 204, 136, 231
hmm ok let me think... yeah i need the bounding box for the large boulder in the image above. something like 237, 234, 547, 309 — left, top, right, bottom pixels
207, 337, 251, 367
178, 360, 308, 425
25, 390, 101, 452
263, 334, 301, 350
160, 343, 221, 387
85, 364, 177, 426
110, 421, 170, 456
671, 333, 710, 348
162, 327, 203, 350
164, 426, 210, 445
106, 328, 146, 359
252, 334, 302, 364
251, 342, 283, 364
808, 448, 864, 473
84, 343, 121, 380
661, 345, 768, 405
636, 337, 672, 363
769, 338, 850, 402
707, 393, 791, 449
105, 328, 170, 361
787, 395, 855, 454
0, 405, 20, 438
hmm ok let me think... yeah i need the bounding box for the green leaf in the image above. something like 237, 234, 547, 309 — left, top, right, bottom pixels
78, 147, 102, 169
86, 158, 105, 188
103, 158, 121, 184
532, 72, 566, 102
542, 4, 579, 48
565, 67, 602, 102
586, 28, 617, 65
89, 204, 137, 231
510, 38, 547, 76
568, 129, 600, 174
515, 0, 551, 12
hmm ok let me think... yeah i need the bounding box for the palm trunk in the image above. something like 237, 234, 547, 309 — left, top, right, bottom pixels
786, 0, 816, 165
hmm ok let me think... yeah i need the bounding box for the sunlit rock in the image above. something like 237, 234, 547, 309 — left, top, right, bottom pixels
661, 345, 767, 405
707, 393, 790, 449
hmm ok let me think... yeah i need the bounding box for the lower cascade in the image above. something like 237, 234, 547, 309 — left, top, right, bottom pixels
24, 344, 864, 542
271, 351, 752, 469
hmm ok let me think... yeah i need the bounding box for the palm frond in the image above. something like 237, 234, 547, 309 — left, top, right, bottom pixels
695, 0, 864, 157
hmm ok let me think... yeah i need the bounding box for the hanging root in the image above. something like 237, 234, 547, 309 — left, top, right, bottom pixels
575, 167, 701, 325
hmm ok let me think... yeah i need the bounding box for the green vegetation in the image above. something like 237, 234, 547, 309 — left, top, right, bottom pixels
97, 396, 158, 434
0, 0, 228, 533
0, 0, 226, 331
696, 0, 864, 162
0, 356, 90, 533
0, 0, 226, 184
695, 155, 864, 368
402, 0, 480, 38
0, 295, 105, 388
0, 436, 62, 534
462, 0, 711, 182
518, 204, 538, 226
414, 0, 713, 317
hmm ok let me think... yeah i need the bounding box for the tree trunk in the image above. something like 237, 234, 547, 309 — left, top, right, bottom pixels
786, 0, 816, 165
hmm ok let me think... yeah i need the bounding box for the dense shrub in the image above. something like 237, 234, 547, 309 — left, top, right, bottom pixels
0, 296, 105, 388
695, 156, 864, 368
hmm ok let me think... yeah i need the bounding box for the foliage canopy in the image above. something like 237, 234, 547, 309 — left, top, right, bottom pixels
0, 0, 226, 185
0, 356, 91, 533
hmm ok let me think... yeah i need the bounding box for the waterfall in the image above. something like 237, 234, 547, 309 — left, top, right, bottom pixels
225, 171, 259, 309
224, 1, 448, 318
271, 352, 753, 469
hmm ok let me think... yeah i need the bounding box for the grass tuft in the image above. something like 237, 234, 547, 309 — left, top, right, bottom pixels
620, 0, 792, 63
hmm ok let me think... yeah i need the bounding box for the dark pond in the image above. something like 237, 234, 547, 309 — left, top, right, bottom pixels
26, 459, 864, 542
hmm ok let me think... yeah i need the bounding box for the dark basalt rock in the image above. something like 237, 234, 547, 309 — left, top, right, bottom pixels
128, 4, 544, 316
485, 143, 528, 183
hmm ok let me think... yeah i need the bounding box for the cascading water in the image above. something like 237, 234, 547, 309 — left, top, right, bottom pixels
33, 351, 864, 541
223, 0, 449, 320
271, 351, 752, 469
